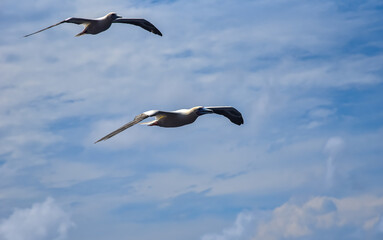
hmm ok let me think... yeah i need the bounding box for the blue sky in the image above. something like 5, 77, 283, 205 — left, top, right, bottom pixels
1, 0, 383, 239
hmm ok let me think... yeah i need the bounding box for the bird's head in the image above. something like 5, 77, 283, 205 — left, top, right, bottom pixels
194, 106, 213, 116
108, 12, 122, 20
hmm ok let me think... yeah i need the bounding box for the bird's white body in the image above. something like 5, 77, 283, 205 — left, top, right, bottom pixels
78, 14, 114, 35
144, 108, 199, 127
71, 13, 120, 36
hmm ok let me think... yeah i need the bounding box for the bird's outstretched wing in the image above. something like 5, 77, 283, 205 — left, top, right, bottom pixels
24, 17, 94, 37
206, 106, 244, 125
95, 113, 150, 143
113, 18, 162, 36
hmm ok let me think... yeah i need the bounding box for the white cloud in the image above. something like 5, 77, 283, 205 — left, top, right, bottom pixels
201, 211, 254, 240
202, 195, 383, 240
253, 195, 383, 240
0, 197, 74, 240
254, 196, 383, 240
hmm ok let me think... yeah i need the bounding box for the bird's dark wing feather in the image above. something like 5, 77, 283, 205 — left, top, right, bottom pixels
64, 17, 94, 25
154, 111, 180, 118
95, 113, 149, 143
206, 106, 244, 125
113, 18, 162, 36
24, 17, 94, 37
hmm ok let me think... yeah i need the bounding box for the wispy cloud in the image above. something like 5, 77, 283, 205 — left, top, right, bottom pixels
324, 137, 344, 188
0, 0, 383, 239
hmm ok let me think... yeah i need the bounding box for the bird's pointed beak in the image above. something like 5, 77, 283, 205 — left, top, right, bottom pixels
116, 15, 122, 19
197, 107, 213, 115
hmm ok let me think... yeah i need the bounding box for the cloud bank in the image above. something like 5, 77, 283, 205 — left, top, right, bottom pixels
0, 198, 74, 240
203, 195, 383, 240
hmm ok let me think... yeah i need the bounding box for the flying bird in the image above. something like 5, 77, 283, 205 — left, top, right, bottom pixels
95, 106, 244, 143
24, 12, 162, 37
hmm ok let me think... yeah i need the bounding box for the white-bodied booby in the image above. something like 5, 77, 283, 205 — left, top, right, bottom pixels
24, 12, 162, 37
95, 106, 243, 143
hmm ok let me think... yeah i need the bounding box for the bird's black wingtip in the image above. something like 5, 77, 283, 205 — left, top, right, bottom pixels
235, 118, 244, 126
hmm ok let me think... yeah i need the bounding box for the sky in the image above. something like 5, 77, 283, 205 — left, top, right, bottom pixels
1, 0, 383, 239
